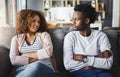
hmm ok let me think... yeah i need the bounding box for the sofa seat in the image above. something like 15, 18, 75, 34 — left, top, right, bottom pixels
0, 27, 120, 77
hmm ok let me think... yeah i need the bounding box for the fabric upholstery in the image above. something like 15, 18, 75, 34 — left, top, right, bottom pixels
0, 27, 120, 77
0, 46, 13, 77
102, 30, 119, 67
102, 30, 120, 77
47, 28, 69, 77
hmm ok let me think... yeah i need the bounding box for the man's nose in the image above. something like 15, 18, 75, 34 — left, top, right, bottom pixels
72, 19, 76, 24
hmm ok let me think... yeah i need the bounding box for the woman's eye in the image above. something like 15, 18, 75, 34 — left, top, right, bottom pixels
33, 20, 35, 22
38, 20, 40, 23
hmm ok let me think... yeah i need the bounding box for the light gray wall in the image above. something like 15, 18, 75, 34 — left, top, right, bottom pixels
17, 0, 43, 12
112, 0, 120, 27
99, 0, 113, 27
27, 0, 43, 11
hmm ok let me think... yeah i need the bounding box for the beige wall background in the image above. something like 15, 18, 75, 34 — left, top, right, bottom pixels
119, 1, 120, 26
0, 27, 16, 48
112, 0, 120, 27
0, 0, 6, 26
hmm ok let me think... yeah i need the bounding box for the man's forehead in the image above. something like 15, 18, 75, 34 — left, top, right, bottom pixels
73, 11, 83, 17
74, 11, 82, 14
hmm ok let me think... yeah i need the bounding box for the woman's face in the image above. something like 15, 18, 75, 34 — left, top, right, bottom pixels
28, 15, 40, 33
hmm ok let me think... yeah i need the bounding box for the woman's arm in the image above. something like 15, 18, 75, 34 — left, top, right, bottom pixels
9, 36, 29, 66
36, 32, 53, 59
22, 32, 53, 60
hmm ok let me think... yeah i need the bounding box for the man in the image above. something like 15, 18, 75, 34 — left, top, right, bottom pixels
63, 4, 113, 77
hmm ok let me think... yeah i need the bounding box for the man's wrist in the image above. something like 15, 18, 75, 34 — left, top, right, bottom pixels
83, 56, 88, 63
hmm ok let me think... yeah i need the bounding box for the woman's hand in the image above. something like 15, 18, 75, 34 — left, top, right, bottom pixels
21, 52, 38, 63
21, 52, 38, 58
29, 58, 38, 63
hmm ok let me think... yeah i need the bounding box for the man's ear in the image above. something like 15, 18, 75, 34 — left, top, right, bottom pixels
85, 18, 90, 24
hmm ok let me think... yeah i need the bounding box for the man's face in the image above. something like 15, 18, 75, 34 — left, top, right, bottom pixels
72, 11, 88, 31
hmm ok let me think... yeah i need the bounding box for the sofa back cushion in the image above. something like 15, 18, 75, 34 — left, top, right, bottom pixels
115, 30, 120, 65
0, 46, 13, 77
102, 30, 120, 67
47, 28, 66, 71
0, 27, 16, 49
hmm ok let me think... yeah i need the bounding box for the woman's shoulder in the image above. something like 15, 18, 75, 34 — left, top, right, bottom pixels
37, 31, 50, 36
12, 34, 25, 40
36, 32, 51, 41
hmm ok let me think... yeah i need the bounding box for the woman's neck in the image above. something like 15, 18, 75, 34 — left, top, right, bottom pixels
27, 32, 36, 37
25, 32, 36, 45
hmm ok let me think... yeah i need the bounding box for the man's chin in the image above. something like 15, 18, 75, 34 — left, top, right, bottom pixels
72, 26, 78, 30
75, 28, 85, 31
72, 26, 85, 31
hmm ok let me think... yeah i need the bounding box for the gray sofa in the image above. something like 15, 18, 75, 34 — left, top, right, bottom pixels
0, 27, 120, 77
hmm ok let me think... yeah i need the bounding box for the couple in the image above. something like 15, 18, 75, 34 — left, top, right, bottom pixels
9, 4, 113, 77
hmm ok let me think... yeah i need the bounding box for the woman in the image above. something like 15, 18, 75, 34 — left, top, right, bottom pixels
9, 9, 56, 77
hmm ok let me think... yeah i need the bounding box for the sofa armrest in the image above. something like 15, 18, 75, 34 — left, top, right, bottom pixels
0, 46, 13, 77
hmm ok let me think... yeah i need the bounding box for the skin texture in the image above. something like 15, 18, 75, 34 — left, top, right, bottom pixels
72, 11, 112, 70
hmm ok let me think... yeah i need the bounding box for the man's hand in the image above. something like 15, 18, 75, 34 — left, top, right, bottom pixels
73, 54, 85, 61
74, 54, 94, 70
82, 66, 94, 70
96, 50, 112, 58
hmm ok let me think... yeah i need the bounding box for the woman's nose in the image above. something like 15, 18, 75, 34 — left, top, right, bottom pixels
35, 22, 39, 26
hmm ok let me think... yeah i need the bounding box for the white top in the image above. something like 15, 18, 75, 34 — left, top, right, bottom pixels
63, 30, 113, 72
20, 37, 42, 53
10, 32, 53, 66
20, 37, 53, 70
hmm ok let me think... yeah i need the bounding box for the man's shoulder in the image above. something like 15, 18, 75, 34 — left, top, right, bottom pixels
65, 31, 78, 37
92, 30, 106, 36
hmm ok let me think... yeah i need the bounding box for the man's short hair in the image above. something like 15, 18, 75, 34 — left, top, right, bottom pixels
74, 4, 97, 23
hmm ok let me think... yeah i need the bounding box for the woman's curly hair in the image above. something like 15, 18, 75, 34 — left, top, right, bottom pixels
16, 9, 47, 34
74, 4, 97, 23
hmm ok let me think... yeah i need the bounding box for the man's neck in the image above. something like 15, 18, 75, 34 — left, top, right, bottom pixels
80, 29, 91, 37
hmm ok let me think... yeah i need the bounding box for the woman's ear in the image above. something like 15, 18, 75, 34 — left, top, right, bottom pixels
85, 18, 90, 24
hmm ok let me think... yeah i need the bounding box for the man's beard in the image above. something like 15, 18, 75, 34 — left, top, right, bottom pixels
74, 22, 88, 31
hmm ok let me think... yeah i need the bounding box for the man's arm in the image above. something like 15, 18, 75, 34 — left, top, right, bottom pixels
73, 54, 85, 61
96, 50, 112, 58
73, 54, 94, 70
74, 50, 112, 61
64, 33, 94, 71
73, 50, 112, 70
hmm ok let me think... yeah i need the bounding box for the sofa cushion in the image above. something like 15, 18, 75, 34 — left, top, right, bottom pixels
0, 46, 13, 77
47, 28, 65, 71
0, 27, 16, 49
115, 30, 120, 64
47, 28, 69, 77
102, 30, 119, 67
